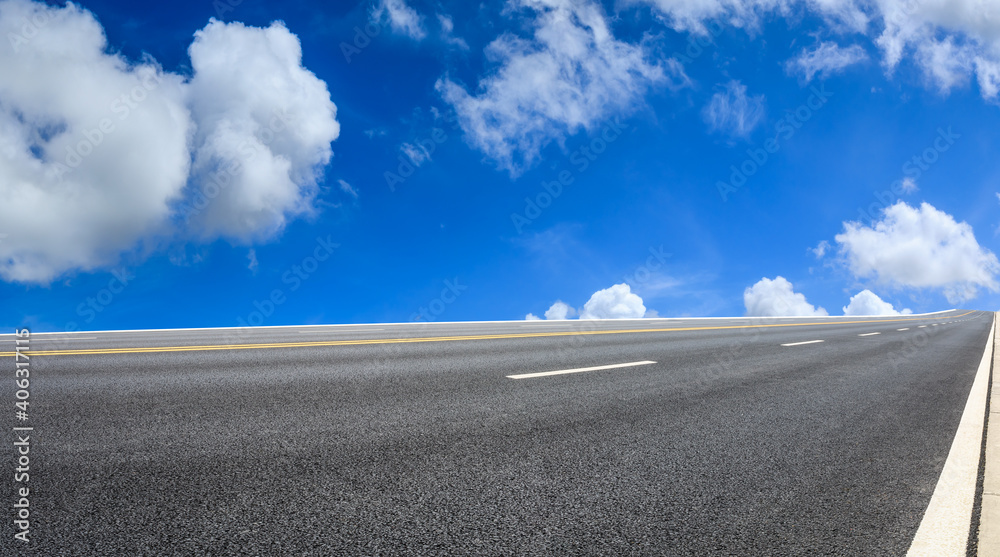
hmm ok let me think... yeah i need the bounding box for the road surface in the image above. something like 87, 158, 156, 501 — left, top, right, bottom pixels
1, 310, 992, 555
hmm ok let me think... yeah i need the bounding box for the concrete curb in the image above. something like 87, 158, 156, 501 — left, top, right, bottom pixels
909, 312, 995, 556
980, 312, 1000, 556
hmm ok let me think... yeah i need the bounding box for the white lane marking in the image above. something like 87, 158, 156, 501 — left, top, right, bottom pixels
780, 340, 825, 347
898, 328, 910, 331
298, 329, 383, 333
919, 325, 928, 328
907, 314, 995, 556
2, 337, 98, 341
507, 360, 657, 379
858, 332, 881, 337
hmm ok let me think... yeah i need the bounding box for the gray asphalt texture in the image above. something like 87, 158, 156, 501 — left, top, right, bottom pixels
0, 310, 993, 556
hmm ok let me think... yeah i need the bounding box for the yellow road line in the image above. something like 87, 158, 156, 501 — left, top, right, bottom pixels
0, 311, 977, 357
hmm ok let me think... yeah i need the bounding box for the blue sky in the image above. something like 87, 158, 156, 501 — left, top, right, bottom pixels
2, 0, 1000, 331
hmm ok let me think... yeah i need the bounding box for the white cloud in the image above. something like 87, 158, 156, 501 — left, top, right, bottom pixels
786, 41, 868, 82
842, 289, 910, 315
0, 1, 340, 283
544, 300, 577, 320
529, 285, 647, 320
338, 179, 358, 199
580, 283, 646, 319
703, 80, 765, 138
247, 248, 258, 274
372, 0, 426, 41
0, 0, 189, 282
184, 19, 340, 243
835, 201, 1000, 303
901, 177, 918, 193
525, 312, 542, 320
400, 142, 431, 166
436, 0, 672, 174
632, 0, 868, 35
437, 14, 468, 50
629, 0, 779, 34
633, 0, 1000, 100
744, 276, 829, 316
812, 240, 831, 258
873, 0, 1000, 99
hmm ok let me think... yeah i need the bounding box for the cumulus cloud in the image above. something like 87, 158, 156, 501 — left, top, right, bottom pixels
703, 80, 765, 138
0, 1, 339, 283
525, 312, 541, 320
744, 276, 829, 316
545, 300, 578, 320
901, 177, 918, 193
184, 19, 340, 243
580, 283, 646, 319
372, 0, 426, 40
436, 0, 673, 174
786, 41, 868, 82
528, 284, 647, 320
835, 201, 1000, 303
842, 289, 911, 316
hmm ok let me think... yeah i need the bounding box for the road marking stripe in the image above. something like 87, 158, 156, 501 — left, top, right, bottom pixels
907, 313, 995, 556
780, 340, 825, 347
298, 329, 384, 333
0, 337, 98, 341
919, 325, 928, 328
858, 332, 881, 337
898, 328, 910, 331
507, 360, 657, 379
0, 311, 975, 358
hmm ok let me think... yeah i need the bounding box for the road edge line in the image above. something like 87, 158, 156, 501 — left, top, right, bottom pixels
979, 313, 1000, 556
907, 312, 995, 556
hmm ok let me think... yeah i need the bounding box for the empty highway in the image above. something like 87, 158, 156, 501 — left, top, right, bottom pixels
1, 309, 993, 555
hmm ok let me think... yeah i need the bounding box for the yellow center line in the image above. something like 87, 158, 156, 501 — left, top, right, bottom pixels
0, 311, 976, 357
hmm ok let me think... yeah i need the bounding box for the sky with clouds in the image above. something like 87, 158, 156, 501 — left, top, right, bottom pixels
2, 0, 1000, 331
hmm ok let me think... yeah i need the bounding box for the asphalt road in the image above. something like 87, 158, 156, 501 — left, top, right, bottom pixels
0, 310, 993, 555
